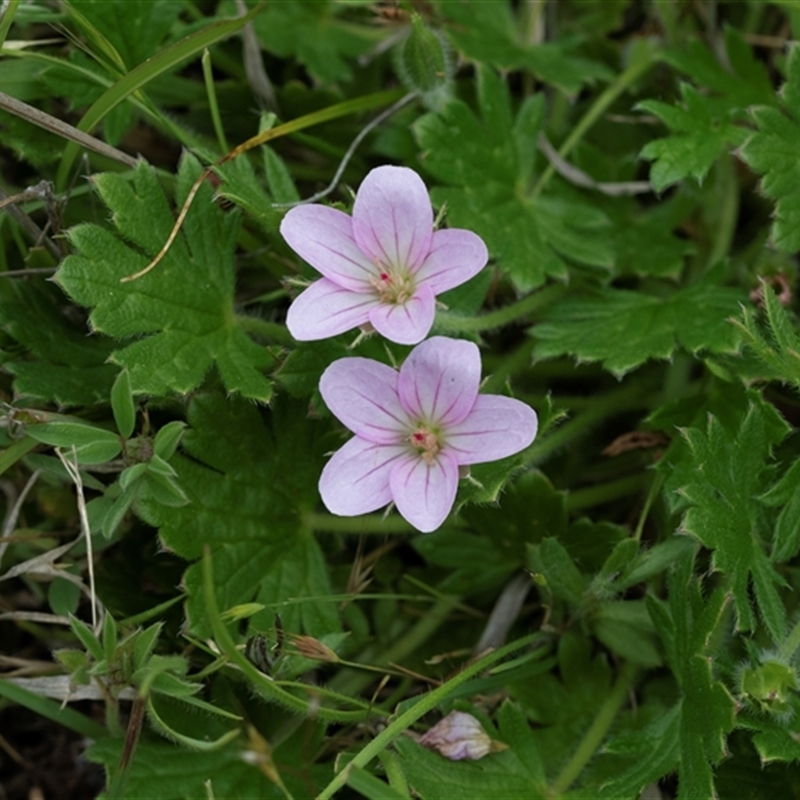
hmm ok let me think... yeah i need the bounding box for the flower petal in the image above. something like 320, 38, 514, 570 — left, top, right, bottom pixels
352, 166, 433, 271
397, 336, 480, 426
280, 205, 376, 291
286, 279, 378, 340
389, 450, 459, 533
319, 357, 410, 443
445, 395, 538, 465
368, 283, 436, 345
415, 229, 489, 293
319, 436, 408, 516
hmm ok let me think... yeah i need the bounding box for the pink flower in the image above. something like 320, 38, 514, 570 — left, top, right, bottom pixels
419, 711, 504, 761
318, 337, 537, 533
281, 166, 488, 345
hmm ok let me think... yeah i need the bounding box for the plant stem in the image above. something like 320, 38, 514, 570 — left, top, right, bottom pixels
235, 314, 293, 345
565, 474, 649, 513
434, 284, 567, 334
316, 633, 545, 800
524, 383, 650, 467
531, 47, 657, 199
549, 661, 638, 797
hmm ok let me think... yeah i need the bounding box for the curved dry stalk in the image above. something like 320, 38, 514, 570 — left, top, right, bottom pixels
120, 165, 212, 282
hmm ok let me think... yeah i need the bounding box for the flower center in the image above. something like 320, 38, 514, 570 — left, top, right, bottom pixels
410, 425, 441, 464
369, 265, 415, 305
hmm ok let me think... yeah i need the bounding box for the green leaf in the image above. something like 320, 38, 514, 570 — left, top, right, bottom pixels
740, 44, 800, 252
528, 537, 588, 605
733, 281, 800, 390
25, 420, 122, 465
56, 155, 273, 401
102, 484, 138, 539
110, 369, 135, 439
680, 404, 789, 637
599, 705, 681, 799
0, 281, 116, 407
436, 0, 610, 95
136, 392, 339, 639
415, 68, 613, 292
639, 84, 749, 191
346, 766, 410, 800
532, 280, 745, 377
251, 0, 375, 83
152, 421, 186, 460
88, 734, 304, 799
679, 657, 736, 799
393, 736, 546, 800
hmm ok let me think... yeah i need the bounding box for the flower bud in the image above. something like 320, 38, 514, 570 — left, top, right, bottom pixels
394, 14, 453, 102
418, 711, 506, 761
740, 658, 798, 716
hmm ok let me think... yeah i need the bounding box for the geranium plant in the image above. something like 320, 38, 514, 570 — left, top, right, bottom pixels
2, 3, 800, 800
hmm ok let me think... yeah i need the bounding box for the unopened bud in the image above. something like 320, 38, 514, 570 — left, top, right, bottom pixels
740, 658, 798, 716
291, 635, 340, 663
418, 711, 506, 761
394, 14, 453, 101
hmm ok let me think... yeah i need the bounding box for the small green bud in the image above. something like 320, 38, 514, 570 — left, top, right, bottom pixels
740, 658, 798, 716
394, 14, 453, 100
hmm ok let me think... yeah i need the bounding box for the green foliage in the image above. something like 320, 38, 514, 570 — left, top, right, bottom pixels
679, 402, 790, 636
435, 0, 611, 95
136, 392, 339, 639
415, 66, 613, 292
8, 4, 800, 800
641, 26, 774, 190
56, 156, 273, 401
532, 279, 745, 377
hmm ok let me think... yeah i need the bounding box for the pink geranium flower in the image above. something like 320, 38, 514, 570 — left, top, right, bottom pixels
318, 337, 538, 533
281, 166, 488, 345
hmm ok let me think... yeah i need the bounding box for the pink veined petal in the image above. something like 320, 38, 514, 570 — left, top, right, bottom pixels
397, 336, 480, 426
389, 450, 460, 533
445, 394, 538, 465
319, 357, 410, 444
286, 279, 379, 341
280, 205, 376, 291
415, 228, 489, 293
352, 166, 433, 272
368, 283, 436, 346
319, 437, 409, 517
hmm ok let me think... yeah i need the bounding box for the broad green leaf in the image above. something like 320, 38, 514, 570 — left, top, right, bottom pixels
393, 736, 546, 800
415, 68, 613, 292
88, 734, 287, 799
510, 633, 612, 765
0, 281, 116, 407
599, 705, 680, 799
56, 155, 273, 401
435, 0, 610, 95
249, 0, 376, 83
26, 420, 121, 465
152, 421, 186, 460
110, 369, 135, 438
136, 392, 339, 639
532, 280, 745, 377
680, 405, 789, 637
528, 537, 587, 605
639, 84, 749, 191
639, 27, 773, 191
740, 44, 800, 252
